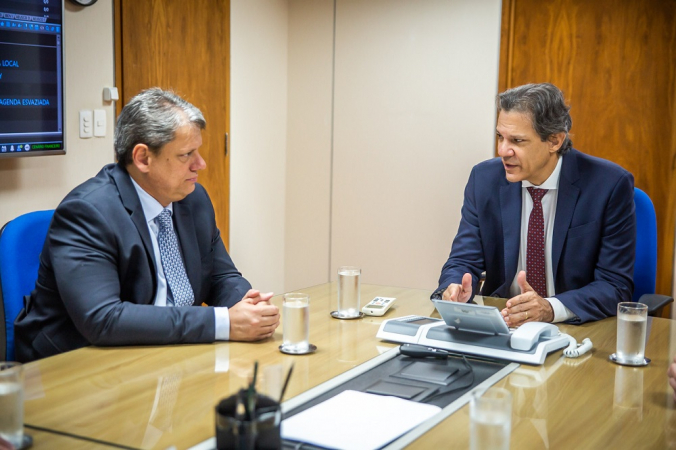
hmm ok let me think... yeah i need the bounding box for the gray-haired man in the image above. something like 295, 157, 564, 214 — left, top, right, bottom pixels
433, 83, 635, 326
15, 88, 279, 362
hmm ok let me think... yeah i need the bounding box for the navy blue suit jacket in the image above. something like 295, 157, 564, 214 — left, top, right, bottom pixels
437, 149, 635, 323
15, 163, 252, 362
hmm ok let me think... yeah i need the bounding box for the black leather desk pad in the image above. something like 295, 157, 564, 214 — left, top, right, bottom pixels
282, 353, 509, 449
285, 352, 509, 414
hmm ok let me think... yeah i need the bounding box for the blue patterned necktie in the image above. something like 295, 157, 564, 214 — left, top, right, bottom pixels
156, 209, 194, 307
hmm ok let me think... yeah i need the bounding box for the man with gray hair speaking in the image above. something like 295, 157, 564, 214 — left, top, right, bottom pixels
15, 88, 279, 362
433, 83, 635, 325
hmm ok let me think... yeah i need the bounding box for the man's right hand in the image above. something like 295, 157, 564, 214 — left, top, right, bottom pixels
667, 353, 676, 401
441, 273, 473, 302
229, 289, 280, 341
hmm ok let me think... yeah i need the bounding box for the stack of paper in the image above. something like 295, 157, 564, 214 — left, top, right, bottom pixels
281, 390, 441, 450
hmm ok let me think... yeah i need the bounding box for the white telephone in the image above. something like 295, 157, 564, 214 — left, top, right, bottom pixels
510, 322, 559, 350
510, 321, 592, 357
432, 300, 592, 358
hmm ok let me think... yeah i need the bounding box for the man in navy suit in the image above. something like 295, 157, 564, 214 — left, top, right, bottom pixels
15, 88, 280, 362
434, 83, 635, 325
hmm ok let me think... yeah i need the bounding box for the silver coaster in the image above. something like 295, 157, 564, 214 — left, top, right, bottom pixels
279, 343, 317, 355
330, 311, 364, 320
609, 353, 651, 366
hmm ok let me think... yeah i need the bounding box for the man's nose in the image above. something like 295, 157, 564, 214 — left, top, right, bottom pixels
497, 141, 513, 157
192, 151, 207, 171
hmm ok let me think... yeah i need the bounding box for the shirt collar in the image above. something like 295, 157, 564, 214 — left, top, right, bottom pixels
130, 176, 173, 223
522, 154, 563, 190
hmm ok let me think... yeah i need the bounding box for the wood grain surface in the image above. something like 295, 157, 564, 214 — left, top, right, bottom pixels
22, 283, 676, 449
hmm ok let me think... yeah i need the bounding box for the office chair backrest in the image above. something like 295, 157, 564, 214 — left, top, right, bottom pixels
633, 188, 657, 302
0, 210, 54, 361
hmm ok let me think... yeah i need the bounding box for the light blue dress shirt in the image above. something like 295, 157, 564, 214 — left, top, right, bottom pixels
130, 177, 231, 340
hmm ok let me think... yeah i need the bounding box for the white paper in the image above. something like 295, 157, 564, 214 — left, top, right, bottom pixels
281, 390, 441, 450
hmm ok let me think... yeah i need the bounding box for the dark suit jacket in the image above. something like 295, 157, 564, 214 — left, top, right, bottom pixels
15, 163, 251, 362
436, 149, 635, 323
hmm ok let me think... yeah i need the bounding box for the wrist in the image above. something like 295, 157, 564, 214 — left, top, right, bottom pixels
545, 300, 555, 322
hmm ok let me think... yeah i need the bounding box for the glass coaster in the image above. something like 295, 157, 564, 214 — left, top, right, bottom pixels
609, 353, 650, 366
330, 311, 364, 320
279, 343, 317, 355
16, 434, 33, 450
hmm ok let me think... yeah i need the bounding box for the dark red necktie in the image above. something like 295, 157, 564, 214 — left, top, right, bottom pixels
527, 187, 548, 297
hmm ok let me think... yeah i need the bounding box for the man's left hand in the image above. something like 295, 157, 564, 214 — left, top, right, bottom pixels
501, 271, 554, 327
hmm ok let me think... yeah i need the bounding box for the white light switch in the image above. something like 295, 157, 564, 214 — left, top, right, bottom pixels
94, 109, 106, 137
79, 110, 92, 138
102, 87, 119, 102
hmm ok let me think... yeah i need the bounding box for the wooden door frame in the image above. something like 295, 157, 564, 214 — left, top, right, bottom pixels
112, 0, 231, 249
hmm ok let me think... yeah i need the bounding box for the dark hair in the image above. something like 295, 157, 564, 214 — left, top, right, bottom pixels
114, 88, 206, 165
497, 83, 572, 154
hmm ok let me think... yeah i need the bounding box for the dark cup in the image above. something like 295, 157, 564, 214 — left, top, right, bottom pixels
215, 391, 282, 450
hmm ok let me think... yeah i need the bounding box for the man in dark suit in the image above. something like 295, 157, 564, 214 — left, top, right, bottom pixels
434, 83, 635, 325
15, 88, 280, 362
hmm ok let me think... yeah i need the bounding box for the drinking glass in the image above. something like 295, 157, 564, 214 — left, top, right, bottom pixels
335, 266, 361, 319
280, 293, 315, 354
0, 362, 24, 448
616, 302, 648, 365
470, 387, 512, 450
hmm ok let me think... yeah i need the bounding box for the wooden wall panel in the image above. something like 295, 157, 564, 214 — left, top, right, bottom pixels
114, 0, 231, 247
500, 0, 676, 306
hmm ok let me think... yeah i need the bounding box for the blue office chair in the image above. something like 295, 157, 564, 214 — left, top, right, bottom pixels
0, 210, 54, 361
633, 188, 673, 316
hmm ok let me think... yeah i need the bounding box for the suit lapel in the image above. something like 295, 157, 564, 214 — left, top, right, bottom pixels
552, 151, 581, 282
173, 201, 201, 302
500, 181, 522, 293
110, 164, 158, 303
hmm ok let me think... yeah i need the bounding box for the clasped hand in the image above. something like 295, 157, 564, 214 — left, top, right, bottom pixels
229, 289, 280, 341
442, 271, 554, 326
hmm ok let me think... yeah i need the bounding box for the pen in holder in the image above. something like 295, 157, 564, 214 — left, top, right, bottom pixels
215, 391, 281, 450
216, 362, 292, 450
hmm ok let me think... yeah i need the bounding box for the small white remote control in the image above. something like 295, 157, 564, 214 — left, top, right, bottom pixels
362, 297, 396, 316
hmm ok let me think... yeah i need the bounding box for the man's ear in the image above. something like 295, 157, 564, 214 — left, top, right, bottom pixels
548, 132, 566, 153
131, 144, 151, 174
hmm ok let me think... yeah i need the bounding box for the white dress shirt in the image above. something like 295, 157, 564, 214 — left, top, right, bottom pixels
508, 156, 576, 323
131, 177, 231, 340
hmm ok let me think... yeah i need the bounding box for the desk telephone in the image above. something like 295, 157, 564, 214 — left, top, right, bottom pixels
376, 302, 592, 364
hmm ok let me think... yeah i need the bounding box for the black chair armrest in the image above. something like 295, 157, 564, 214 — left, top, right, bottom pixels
638, 293, 674, 316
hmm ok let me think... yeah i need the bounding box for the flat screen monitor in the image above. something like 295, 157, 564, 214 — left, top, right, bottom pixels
0, 0, 64, 157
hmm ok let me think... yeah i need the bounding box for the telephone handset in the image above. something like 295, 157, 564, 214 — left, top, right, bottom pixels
510, 322, 559, 350
510, 321, 593, 357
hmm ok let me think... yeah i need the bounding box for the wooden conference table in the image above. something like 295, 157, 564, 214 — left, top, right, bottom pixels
21, 283, 676, 449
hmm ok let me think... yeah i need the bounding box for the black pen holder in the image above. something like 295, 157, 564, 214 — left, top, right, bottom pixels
215, 391, 282, 450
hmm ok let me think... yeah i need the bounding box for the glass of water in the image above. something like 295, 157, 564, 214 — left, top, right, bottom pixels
335, 266, 361, 319
279, 293, 315, 355
616, 302, 648, 365
0, 362, 24, 448
470, 387, 512, 450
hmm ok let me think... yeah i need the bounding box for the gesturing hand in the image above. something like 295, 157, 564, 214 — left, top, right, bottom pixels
501, 271, 554, 327
442, 273, 473, 303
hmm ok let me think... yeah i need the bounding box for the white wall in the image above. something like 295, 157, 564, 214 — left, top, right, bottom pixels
284, 1, 334, 291
329, 0, 501, 288
0, 1, 116, 227
231, 0, 502, 294
230, 1, 289, 294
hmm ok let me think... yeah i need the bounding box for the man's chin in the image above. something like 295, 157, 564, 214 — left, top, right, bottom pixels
504, 172, 524, 183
